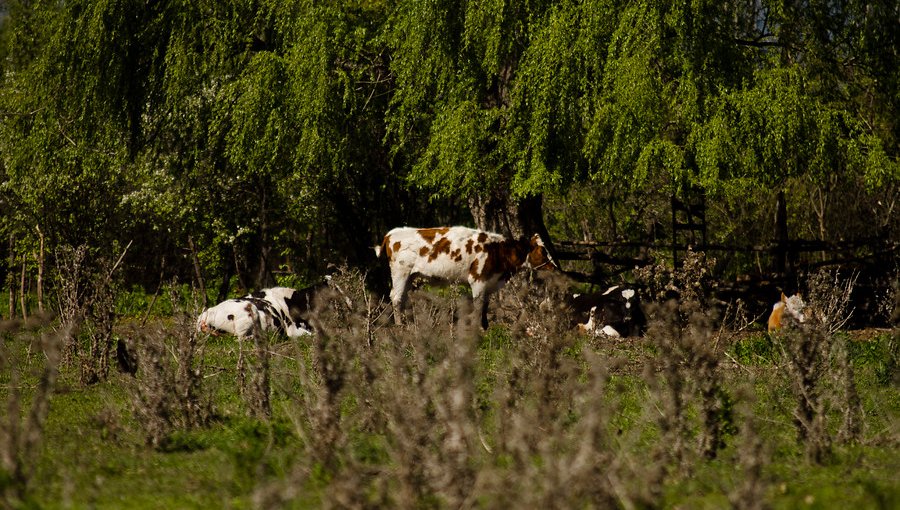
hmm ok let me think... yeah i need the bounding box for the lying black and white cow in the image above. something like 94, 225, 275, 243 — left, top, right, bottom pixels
570, 285, 646, 338
197, 286, 317, 338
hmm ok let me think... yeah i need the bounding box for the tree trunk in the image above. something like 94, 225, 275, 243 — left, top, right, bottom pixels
35, 226, 44, 313
188, 236, 207, 309
233, 242, 249, 292
469, 190, 511, 236
774, 190, 789, 276
468, 190, 555, 252
467, 58, 558, 248
19, 257, 27, 320
7, 234, 14, 320
254, 186, 274, 290
217, 253, 234, 303
141, 255, 167, 327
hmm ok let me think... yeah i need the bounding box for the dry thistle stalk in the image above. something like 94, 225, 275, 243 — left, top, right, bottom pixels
53, 243, 130, 385
647, 300, 731, 460
728, 387, 770, 510
256, 269, 385, 508
634, 248, 717, 310
238, 303, 272, 421
829, 335, 863, 444
53, 245, 88, 365
772, 316, 831, 463
130, 286, 212, 448
805, 267, 858, 333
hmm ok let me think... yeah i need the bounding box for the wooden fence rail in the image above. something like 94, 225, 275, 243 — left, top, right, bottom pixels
553, 238, 900, 283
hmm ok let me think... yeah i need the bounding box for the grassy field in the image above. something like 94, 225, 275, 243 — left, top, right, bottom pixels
2, 272, 899, 509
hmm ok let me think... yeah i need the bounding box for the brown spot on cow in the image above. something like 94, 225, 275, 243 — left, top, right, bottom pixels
451, 248, 462, 262
417, 227, 450, 245
478, 246, 501, 281
392, 241, 401, 255
496, 240, 525, 274
469, 259, 481, 281
474, 244, 483, 253
465, 239, 474, 254
381, 236, 394, 259
419, 246, 430, 257
429, 237, 453, 261
477, 232, 488, 243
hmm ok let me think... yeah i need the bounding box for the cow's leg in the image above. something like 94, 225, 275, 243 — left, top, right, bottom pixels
390, 272, 411, 325
478, 295, 490, 330
470, 282, 490, 330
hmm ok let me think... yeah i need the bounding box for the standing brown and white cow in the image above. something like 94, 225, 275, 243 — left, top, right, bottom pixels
376, 226, 556, 329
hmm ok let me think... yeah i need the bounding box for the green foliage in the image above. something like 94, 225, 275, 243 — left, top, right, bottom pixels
114, 283, 209, 318
507, 1, 611, 194
0, 0, 897, 295
387, 0, 897, 220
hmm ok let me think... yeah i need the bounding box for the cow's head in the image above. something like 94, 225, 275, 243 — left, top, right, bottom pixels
783, 292, 806, 324
524, 234, 557, 271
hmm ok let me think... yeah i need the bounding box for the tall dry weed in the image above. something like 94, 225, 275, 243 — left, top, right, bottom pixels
128, 285, 212, 449
239, 312, 273, 420
478, 344, 633, 509
492, 270, 573, 339
634, 248, 718, 310
770, 267, 875, 461
830, 334, 864, 444
632, 249, 745, 476
805, 267, 858, 333
53, 244, 129, 384
771, 315, 832, 463
256, 268, 655, 508
644, 299, 733, 467
728, 387, 771, 510
255, 268, 390, 507
256, 264, 868, 508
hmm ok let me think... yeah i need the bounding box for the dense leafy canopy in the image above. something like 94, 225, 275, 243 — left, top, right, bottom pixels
0, 0, 896, 290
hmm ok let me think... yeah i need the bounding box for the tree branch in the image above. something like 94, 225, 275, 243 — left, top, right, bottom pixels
732, 37, 782, 48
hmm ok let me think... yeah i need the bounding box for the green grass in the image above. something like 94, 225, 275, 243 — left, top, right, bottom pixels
2, 320, 898, 508
30, 382, 238, 508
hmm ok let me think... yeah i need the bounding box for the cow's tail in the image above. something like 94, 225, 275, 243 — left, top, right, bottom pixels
369, 235, 393, 298
374, 235, 389, 260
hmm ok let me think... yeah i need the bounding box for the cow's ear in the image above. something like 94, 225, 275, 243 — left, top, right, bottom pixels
781, 292, 787, 302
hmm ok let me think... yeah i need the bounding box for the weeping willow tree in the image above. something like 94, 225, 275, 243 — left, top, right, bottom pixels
384, 0, 557, 238
386, 0, 896, 238
0, 0, 896, 293
596, 2, 896, 208
0, 0, 441, 291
